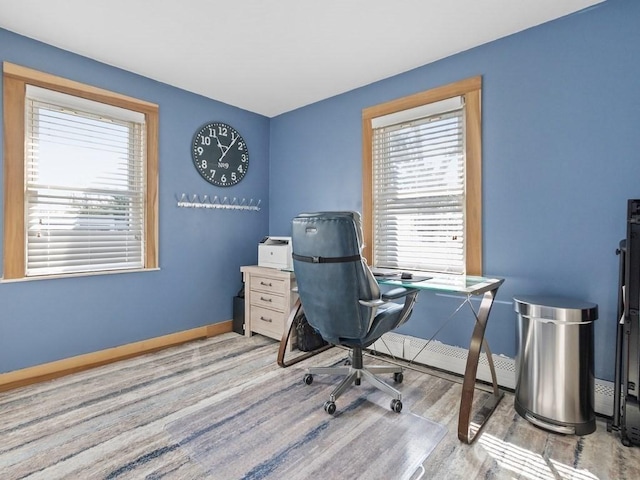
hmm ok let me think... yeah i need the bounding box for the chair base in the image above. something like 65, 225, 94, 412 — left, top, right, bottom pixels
304, 347, 404, 414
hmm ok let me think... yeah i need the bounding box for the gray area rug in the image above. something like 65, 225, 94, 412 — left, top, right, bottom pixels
166, 367, 446, 480
3, 334, 640, 479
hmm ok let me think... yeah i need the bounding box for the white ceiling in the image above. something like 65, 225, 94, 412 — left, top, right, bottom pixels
0, 0, 604, 117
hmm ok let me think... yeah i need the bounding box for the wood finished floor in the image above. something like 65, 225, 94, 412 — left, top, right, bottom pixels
1, 332, 638, 479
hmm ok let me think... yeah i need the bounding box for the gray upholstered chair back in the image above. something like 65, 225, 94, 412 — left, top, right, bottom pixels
292, 212, 380, 345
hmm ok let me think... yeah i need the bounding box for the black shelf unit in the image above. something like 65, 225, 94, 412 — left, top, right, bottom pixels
610, 199, 640, 446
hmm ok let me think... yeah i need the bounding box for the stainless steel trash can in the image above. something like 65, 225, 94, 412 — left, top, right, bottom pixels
514, 295, 598, 435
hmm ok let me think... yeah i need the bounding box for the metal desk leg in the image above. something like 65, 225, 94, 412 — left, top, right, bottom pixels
277, 299, 332, 368
458, 287, 504, 443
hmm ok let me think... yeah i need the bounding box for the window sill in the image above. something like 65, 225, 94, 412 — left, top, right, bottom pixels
1, 267, 161, 284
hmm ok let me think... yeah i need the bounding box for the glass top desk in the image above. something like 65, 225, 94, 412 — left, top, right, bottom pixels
277, 271, 505, 444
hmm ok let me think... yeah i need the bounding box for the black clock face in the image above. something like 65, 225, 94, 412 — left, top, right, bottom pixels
191, 122, 249, 187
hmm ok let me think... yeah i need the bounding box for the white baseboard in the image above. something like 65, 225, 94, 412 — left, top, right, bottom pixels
369, 332, 614, 417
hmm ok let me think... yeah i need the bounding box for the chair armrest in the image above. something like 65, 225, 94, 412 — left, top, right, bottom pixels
381, 287, 418, 301
359, 298, 385, 307
358, 287, 418, 307
359, 287, 419, 331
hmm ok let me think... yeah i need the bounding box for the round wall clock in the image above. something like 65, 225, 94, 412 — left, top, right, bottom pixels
191, 122, 249, 187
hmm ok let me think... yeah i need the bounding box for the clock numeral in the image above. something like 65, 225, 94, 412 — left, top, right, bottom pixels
238, 141, 244, 150
220, 174, 227, 183
210, 169, 216, 178
218, 125, 228, 136
197, 147, 204, 155
201, 160, 208, 169
231, 172, 237, 181
237, 165, 244, 173
200, 136, 211, 146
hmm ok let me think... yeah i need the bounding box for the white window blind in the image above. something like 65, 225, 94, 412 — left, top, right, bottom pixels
372, 96, 466, 274
25, 86, 146, 276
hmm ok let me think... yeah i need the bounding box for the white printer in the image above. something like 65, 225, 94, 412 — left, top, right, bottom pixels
258, 236, 293, 270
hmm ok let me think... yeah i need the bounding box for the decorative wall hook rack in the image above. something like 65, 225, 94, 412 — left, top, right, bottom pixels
176, 193, 261, 212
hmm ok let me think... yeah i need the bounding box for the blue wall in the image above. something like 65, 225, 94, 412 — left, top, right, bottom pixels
270, 0, 640, 381
0, 29, 270, 373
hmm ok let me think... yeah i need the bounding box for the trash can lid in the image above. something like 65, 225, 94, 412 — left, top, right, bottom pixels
513, 295, 598, 322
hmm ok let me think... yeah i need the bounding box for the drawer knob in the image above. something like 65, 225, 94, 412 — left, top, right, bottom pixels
260, 296, 272, 302
260, 281, 273, 287
259, 316, 273, 323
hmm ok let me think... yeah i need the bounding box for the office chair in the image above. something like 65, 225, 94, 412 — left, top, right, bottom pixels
292, 211, 418, 414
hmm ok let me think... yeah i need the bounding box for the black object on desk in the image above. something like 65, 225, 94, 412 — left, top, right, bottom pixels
399, 275, 432, 283
372, 269, 431, 283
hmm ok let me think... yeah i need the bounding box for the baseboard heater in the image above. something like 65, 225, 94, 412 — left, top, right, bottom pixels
369, 332, 614, 417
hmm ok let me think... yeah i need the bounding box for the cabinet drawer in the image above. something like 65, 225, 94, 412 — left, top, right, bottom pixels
250, 275, 287, 294
252, 291, 286, 311
250, 306, 284, 339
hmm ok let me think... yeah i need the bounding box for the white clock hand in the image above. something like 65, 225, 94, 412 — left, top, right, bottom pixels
218, 132, 239, 162
213, 132, 226, 155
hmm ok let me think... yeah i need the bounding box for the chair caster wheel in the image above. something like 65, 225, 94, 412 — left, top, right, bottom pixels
324, 401, 336, 414
303, 374, 313, 385
393, 372, 403, 384
390, 399, 403, 413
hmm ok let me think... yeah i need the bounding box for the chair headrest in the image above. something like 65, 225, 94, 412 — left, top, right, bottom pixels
294, 211, 364, 250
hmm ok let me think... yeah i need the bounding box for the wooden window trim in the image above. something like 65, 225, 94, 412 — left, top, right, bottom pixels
2, 62, 159, 279
362, 76, 483, 275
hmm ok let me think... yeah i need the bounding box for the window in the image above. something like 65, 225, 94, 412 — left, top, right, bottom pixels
362, 77, 482, 275
3, 62, 158, 279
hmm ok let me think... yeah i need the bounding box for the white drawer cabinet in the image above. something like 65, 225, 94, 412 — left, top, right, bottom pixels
240, 265, 297, 351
